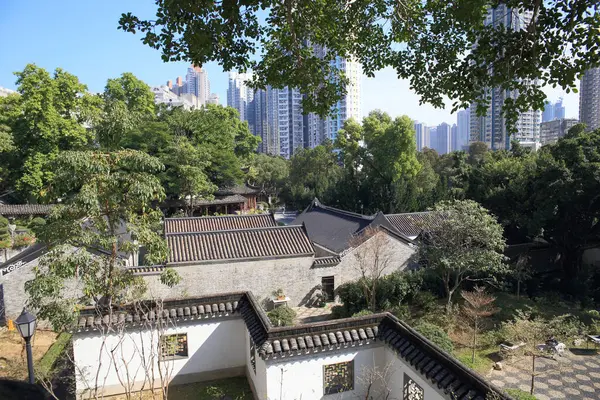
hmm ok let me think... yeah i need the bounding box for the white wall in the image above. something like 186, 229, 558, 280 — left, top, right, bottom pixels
73, 318, 246, 397
245, 327, 268, 399
264, 345, 387, 400
384, 347, 446, 400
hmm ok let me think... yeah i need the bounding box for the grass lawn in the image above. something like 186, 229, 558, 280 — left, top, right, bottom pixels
453, 347, 497, 375
106, 377, 253, 400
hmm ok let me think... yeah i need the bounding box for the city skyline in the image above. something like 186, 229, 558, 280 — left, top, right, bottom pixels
0, 1, 579, 130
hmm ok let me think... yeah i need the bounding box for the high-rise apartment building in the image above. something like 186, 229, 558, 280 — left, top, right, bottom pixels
540, 118, 579, 145
227, 72, 252, 121
414, 122, 430, 151
542, 98, 566, 122
456, 109, 470, 151
432, 123, 452, 154
276, 87, 305, 158
185, 65, 210, 106
579, 67, 600, 131
324, 56, 362, 142
469, 5, 541, 150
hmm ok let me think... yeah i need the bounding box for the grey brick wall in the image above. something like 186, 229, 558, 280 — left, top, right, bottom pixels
145, 233, 415, 307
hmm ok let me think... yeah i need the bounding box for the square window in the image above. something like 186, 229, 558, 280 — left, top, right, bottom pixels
323, 360, 354, 395
160, 333, 188, 359
403, 374, 424, 400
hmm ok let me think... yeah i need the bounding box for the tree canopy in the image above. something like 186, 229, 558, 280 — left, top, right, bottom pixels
119, 1, 599, 129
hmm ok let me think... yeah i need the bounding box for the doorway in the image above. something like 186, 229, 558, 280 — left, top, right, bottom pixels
321, 276, 335, 302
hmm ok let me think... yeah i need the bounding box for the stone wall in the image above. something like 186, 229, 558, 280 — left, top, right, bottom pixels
145, 232, 415, 307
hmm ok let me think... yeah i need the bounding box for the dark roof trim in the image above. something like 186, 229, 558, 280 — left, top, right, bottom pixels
381, 315, 508, 400
305, 198, 374, 221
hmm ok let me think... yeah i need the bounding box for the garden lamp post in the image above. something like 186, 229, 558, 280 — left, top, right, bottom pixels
16, 308, 37, 384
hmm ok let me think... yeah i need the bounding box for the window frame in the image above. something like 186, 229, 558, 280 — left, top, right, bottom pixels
323, 360, 354, 395
159, 333, 188, 360
403, 373, 424, 400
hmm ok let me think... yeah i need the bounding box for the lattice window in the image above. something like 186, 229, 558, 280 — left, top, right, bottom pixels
160, 333, 188, 358
323, 360, 354, 394
249, 334, 256, 374
403, 374, 424, 400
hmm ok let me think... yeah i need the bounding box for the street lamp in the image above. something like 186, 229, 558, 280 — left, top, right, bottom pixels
16, 308, 37, 384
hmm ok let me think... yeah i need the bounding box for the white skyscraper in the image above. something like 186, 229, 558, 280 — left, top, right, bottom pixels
276, 87, 305, 158
325, 56, 362, 142
185, 65, 210, 106
456, 109, 470, 151
414, 122, 430, 151
227, 72, 253, 121
469, 6, 541, 150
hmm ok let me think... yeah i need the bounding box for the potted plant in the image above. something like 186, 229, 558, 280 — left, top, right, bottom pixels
273, 288, 286, 300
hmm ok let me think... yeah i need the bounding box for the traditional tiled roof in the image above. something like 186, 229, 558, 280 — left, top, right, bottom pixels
166, 225, 314, 264
0, 243, 47, 277
216, 184, 260, 196
385, 211, 445, 238
0, 204, 54, 216
293, 198, 411, 253
127, 265, 166, 275
73, 291, 509, 399
312, 256, 342, 267
194, 194, 247, 206
260, 316, 380, 357
165, 214, 276, 234
75, 292, 245, 331
379, 316, 499, 400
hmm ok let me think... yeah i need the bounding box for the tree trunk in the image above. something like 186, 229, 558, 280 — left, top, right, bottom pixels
471, 323, 477, 363
530, 356, 536, 395
517, 279, 521, 299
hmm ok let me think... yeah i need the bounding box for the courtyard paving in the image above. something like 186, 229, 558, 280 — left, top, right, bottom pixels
292, 304, 335, 324
488, 349, 600, 399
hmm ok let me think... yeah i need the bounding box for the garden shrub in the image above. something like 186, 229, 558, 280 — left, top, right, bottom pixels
336, 271, 425, 316
414, 322, 454, 353
330, 304, 351, 319
412, 291, 440, 315
267, 306, 296, 327
13, 233, 35, 248
0, 216, 9, 242
352, 309, 373, 317
28, 217, 46, 234
505, 389, 537, 400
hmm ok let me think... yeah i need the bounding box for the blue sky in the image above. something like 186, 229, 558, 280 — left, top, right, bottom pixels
0, 0, 579, 126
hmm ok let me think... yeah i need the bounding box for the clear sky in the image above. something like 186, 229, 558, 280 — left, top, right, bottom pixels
0, 0, 579, 126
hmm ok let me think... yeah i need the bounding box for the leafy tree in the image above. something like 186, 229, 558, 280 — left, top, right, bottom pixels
25, 149, 178, 330
161, 136, 217, 216
118, 1, 599, 129
248, 154, 289, 203
416, 200, 506, 310
519, 126, 600, 283
284, 141, 342, 209
3, 64, 100, 200
361, 112, 420, 213
0, 216, 10, 259
467, 142, 489, 165
120, 119, 173, 156
167, 105, 259, 187
104, 72, 155, 117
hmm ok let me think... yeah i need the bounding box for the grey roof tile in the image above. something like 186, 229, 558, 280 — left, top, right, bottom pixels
167, 225, 314, 263
165, 214, 277, 234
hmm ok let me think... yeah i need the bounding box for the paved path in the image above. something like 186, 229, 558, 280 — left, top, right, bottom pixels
488, 350, 600, 399
293, 305, 334, 324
